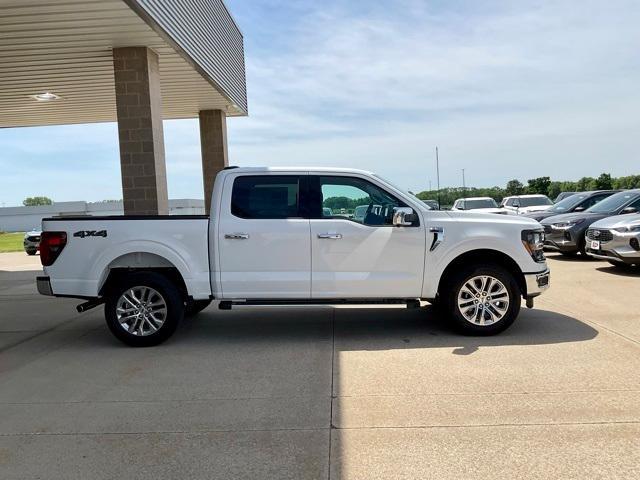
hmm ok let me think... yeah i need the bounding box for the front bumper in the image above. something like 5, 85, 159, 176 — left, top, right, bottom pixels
585, 231, 640, 265
543, 227, 580, 252
524, 269, 550, 298
36, 276, 53, 296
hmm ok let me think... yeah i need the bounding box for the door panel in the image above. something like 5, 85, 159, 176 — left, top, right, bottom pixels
217, 174, 311, 299
311, 219, 425, 297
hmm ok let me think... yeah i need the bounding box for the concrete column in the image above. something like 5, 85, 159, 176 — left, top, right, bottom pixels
199, 109, 228, 214
113, 47, 168, 215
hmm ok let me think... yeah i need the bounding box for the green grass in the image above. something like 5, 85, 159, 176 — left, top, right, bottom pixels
0, 232, 25, 253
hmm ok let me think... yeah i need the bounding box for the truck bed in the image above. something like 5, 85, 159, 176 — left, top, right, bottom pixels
41, 215, 212, 300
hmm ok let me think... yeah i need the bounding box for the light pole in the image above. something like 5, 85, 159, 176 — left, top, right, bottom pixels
435, 146, 441, 209
462, 168, 466, 197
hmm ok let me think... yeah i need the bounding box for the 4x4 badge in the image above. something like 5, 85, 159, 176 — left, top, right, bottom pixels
73, 230, 107, 238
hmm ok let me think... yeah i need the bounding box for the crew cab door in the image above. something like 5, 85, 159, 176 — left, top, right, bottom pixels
309, 175, 426, 298
216, 173, 311, 298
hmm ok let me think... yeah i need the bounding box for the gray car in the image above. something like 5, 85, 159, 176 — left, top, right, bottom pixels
585, 213, 640, 267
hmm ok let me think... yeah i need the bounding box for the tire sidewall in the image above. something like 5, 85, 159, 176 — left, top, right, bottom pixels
105, 272, 184, 347
445, 265, 521, 336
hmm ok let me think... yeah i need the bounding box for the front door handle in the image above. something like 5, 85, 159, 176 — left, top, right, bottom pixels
317, 233, 342, 239
225, 233, 249, 240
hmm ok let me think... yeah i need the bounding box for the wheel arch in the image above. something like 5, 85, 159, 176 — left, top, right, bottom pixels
437, 249, 527, 298
98, 252, 188, 300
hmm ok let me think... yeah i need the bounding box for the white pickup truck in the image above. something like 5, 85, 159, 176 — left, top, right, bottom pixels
37, 167, 550, 346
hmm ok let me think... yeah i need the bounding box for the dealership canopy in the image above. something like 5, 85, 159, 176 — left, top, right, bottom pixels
0, 0, 247, 215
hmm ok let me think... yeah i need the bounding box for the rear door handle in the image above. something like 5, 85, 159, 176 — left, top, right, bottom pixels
317, 233, 342, 239
225, 233, 249, 240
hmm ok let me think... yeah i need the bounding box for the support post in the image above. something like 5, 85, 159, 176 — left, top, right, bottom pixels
113, 47, 168, 215
199, 109, 228, 214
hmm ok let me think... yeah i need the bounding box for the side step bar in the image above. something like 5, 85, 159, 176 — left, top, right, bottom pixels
219, 298, 421, 310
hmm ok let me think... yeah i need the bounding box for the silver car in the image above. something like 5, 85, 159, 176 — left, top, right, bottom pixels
585, 213, 640, 266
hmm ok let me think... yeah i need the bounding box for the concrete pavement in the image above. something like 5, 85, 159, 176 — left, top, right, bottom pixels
0, 252, 638, 479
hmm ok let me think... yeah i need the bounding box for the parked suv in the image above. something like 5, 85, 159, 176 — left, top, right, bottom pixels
585, 213, 640, 267
23, 229, 41, 255
523, 190, 618, 222
500, 194, 553, 215
541, 189, 640, 256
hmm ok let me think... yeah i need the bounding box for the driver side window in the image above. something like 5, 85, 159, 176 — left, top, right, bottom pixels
318, 176, 405, 226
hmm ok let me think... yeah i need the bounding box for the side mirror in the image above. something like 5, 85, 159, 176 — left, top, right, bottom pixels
513, 201, 520, 209
621, 206, 638, 214
393, 207, 416, 226
573, 205, 586, 212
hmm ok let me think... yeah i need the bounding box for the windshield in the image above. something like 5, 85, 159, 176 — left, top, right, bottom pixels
519, 196, 553, 207
588, 191, 638, 214
549, 194, 588, 212
373, 174, 420, 200
463, 199, 497, 209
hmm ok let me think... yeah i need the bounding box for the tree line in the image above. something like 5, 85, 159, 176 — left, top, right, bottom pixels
416, 173, 640, 207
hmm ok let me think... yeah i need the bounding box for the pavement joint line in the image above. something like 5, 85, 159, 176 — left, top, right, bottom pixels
330, 389, 640, 398
1, 421, 639, 438
2, 388, 639, 405
0, 395, 337, 405
538, 298, 640, 347
0, 427, 330, 437
327, 307, 336, 480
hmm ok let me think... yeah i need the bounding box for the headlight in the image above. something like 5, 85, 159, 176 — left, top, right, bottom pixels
613, 225, 640, 233
522, 229, 545, 262
551, 218, 585, 230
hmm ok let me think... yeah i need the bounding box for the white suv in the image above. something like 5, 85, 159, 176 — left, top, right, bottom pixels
501, 194, 553, 215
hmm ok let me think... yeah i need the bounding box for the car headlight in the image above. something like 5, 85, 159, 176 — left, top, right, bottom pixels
522, 229, 545, 262
551, 218, 585, 230
613, 225, 640, 233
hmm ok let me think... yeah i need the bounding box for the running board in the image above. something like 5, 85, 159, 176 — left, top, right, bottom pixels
219, 298, 421, 310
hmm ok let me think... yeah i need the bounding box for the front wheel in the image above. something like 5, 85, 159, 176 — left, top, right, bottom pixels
26, 249, 37, 256
104, 272, 184, 347
442, 264, 521, 335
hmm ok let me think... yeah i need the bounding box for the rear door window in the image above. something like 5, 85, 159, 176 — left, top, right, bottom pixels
231, 176, 302, 219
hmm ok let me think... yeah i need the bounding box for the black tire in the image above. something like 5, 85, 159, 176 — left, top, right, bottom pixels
104, 271, 184, 347
441, 264, 521, 336
26, 249, 37, 256
560, 250, 578, 257
185, 299, 212, 317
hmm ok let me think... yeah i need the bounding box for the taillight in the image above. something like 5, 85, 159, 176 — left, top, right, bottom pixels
40, 231, 67, 266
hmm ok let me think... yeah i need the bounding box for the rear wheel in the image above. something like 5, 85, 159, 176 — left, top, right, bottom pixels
442, 264, 521, 335
26, 249, 37, 256
104, 272, 184, 347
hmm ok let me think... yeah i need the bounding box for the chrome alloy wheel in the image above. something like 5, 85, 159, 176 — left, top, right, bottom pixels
115, 286, 167, 336
457, 275, 510, 325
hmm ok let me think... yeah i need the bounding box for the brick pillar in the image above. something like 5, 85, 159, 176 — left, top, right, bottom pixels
199, 110, 228, 214
113, 47, 168, 215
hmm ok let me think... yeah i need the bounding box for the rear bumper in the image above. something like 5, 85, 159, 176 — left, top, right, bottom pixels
524, 269, 550, 298
36, 276, 53, 296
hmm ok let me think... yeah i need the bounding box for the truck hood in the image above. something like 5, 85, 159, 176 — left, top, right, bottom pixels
463, 208, 511, 215
447, 210, 540, 227
590, 213, 640, 229
517, 205, 552, 214
540, 212, 605, 225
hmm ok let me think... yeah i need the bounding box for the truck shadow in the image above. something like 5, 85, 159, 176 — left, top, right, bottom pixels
171, 304, 597, 353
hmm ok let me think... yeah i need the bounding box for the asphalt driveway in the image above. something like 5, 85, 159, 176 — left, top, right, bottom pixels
0, 252, 638, 479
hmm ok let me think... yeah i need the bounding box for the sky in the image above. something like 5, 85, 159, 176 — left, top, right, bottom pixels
1, 0, 639, 206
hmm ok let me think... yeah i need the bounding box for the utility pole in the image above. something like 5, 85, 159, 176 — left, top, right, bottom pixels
435, 146, 441, 209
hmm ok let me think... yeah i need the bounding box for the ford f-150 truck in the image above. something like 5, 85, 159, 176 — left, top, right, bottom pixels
37, 167, 550, 346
